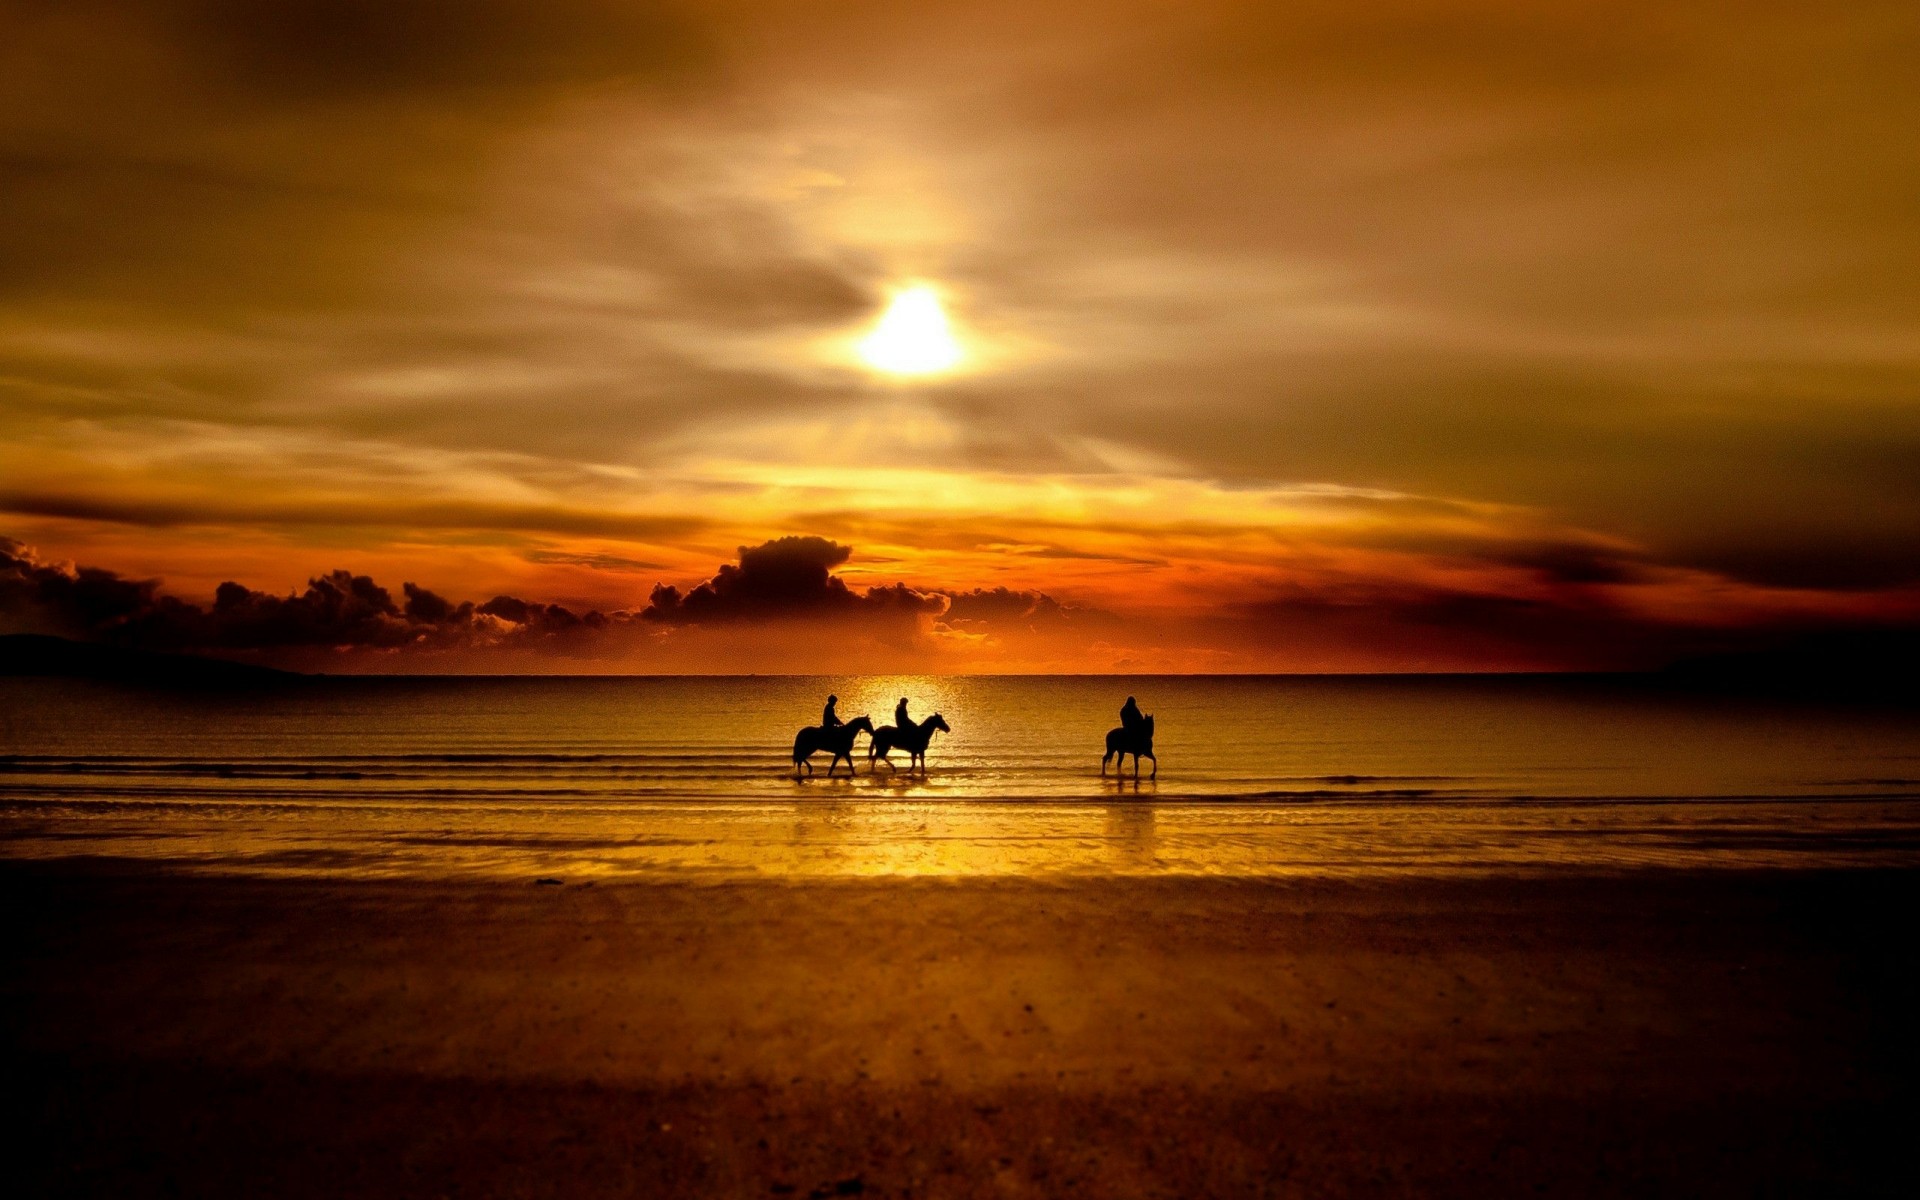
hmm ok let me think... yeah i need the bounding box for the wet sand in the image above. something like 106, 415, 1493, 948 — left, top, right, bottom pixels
7, 862, 1917, 1196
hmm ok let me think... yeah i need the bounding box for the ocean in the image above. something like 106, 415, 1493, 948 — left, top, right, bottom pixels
3, 674, 1918, 879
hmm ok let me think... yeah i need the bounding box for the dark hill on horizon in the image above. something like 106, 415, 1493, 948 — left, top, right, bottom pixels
0, 634, 300, 688
1656, 629, 1919, 706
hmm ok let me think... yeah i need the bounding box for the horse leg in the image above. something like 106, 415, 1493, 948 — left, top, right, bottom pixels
1147, 752, 1157, 779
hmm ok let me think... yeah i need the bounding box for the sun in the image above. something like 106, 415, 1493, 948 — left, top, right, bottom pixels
857, 285, 963, 376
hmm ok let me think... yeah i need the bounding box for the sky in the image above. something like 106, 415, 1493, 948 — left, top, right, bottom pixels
2, 0, 1918, 672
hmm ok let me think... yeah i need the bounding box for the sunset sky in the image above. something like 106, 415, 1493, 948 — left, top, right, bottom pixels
3, 1, 1917, 671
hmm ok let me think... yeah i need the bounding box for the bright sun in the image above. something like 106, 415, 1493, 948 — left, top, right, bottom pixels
857, 285, 962, 376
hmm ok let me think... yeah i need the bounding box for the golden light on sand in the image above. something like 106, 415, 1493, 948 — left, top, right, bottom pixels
857, 285, 962, 376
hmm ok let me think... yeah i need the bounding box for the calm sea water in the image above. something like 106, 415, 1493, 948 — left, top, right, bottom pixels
3, 675, 1918, 879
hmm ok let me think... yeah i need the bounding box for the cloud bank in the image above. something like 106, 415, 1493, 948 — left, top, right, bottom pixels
0, 535, 610, 665
7, 533, 1918, 675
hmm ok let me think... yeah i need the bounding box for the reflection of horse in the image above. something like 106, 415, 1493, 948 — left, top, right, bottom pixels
1102, 713, 1156, 778
793, 715, 873, 779
870, 713, 950, 772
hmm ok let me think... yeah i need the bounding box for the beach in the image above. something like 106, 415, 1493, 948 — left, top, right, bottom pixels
10, 862, 1916, 1196
7, 675, 1919, 1193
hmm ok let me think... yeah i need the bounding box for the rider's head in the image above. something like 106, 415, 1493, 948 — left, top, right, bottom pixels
1126, 696, 1135, 704
827, 694, 837, 703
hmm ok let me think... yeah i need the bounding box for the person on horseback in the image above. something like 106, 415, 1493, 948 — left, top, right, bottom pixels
822, 694, 843, 728
895, 696, 911, 731
1105, 698, 1156, 778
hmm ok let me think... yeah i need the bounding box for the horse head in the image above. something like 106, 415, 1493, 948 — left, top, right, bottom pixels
928, 713, 950, 734
847, 715, 874, 735
1142, 713, 1154, 739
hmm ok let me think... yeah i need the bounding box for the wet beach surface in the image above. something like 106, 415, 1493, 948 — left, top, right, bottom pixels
9, 862, 1918, 1197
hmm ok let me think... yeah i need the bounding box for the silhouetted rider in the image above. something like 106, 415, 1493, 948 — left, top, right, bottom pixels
895, 696, 912, 731
1120, 695, 1144, 733
822, 694, 843, 728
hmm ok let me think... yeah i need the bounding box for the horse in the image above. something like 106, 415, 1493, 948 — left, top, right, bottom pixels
792, 715, 873, 779
1102, 713, 1156, 778
869, 713, 950, 773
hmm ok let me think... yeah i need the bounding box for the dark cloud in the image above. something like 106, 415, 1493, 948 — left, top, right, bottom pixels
941, 587, 1105, 628
1224, 588, 1679, 673
401, 581, 464, 624
0, 535, 167, 641
523, 549, 665, 573
161, 0, 707, 100
1472, 541, 1654, 588
0, 488, 712, 541
2, 534, 955, 664
0, 535, 606, 660
642, 537, 945, 624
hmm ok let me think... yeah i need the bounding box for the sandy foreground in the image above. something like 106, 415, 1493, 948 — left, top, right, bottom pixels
5, 862, 1917, 1197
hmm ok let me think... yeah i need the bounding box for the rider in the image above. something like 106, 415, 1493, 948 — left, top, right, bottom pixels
1120, 695, 1144, 733
822, 694, 842, 728
895, 696, 912, 731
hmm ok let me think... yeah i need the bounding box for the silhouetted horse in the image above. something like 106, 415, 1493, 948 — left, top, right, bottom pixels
1103, 713, 1156, 778
793, 715, 873, 779
870, 713, 950, 772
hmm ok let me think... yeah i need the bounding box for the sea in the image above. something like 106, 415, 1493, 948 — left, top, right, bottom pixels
3, 674, 1918, 880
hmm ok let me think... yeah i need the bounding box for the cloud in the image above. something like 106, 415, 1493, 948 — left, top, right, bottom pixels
0, 533, 1099, 669
160, 0, 707, 101
0, 535, 609, 662
522, 549, 665, 573
641, 536, 945, 624
0, 535, 168, 641
940, 586, 1113, 630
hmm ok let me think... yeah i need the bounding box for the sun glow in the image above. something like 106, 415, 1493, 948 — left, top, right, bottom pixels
857, 285, 963, 376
